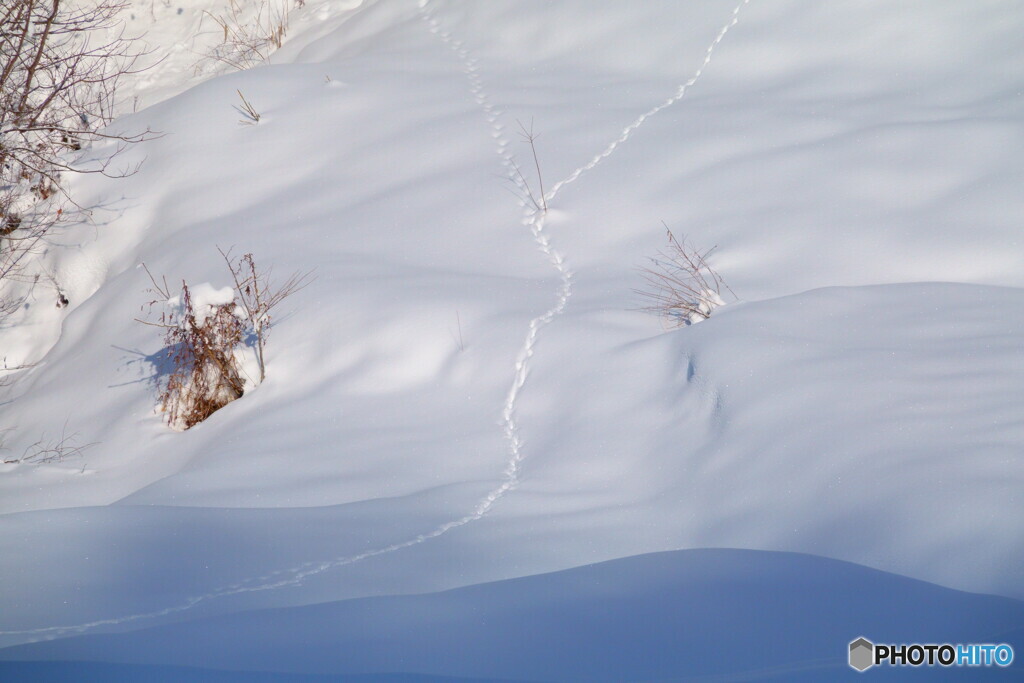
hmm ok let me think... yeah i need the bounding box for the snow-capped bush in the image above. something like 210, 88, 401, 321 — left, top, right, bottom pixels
140, 252, 311, 430
145, 278, 246, 431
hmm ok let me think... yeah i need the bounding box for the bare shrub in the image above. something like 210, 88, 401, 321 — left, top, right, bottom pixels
637, 225, 733, 326
219, 247, 313, 383
1, 0, 153, 326
140, 269, 245, 431
2, 419, 96, 465
201, 0, 297, 71
162, 284, 246, 430
140, 252, 311, 429
1, 0, 152, 220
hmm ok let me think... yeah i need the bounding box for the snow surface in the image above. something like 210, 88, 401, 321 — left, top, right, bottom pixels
1, 0, 1022, 679
3, 549, 1023, 681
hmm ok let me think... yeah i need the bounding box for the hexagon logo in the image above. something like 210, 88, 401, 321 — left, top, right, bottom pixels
849, 637, 874, 672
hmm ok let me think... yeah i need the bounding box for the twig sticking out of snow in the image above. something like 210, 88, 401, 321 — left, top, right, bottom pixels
236, 90, 261, 125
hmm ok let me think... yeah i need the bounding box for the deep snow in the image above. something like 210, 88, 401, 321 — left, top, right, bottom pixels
4, 549, 1023, 681
1, 0, 1022, 679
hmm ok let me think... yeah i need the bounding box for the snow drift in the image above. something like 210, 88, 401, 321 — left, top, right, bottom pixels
1, 0, 1021, 678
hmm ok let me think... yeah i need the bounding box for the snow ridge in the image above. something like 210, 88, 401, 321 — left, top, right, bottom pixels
0, 0, 751, 641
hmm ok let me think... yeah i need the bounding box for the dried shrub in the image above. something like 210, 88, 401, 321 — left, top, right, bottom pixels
235, 89, 261, 125
219, 247, 312, 383
637, 225, 733, 326
141, 271, 245, 430
3, 419, 96, 465
140, 252, 311, 430
201, 0, 297, 71
162, 284, 246, 430
1, 0, 153, 328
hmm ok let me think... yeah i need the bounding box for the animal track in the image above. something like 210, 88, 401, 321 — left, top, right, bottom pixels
0, 0, 752, 642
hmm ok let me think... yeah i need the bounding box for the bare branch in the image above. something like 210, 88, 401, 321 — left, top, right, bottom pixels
218, 246, 314, 382
513, 119, 547, 213
2, 419, 97, 465
2, 0, 155, 328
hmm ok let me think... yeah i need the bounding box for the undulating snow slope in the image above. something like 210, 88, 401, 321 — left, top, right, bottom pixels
4, 549, 1024, 681
1, 0, 1022, 679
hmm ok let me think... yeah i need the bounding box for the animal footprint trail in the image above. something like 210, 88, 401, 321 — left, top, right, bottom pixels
0, 0, 752, 643
418, 0, 574, 505
421, 0, 750, 498
547, 0, 750, 199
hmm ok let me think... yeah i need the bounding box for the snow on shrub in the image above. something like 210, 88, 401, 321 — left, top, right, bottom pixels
142, 278, 246, 430
637, 225, 733, 326
140, 251, 311, 430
